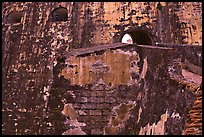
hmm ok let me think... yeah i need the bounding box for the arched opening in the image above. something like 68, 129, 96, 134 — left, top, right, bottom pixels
121, 30, 153, 45
7, 11, 23, 24
51, 7, 68, 22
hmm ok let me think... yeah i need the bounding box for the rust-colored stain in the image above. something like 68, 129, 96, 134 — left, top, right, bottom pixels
61, 103, 87, 135
61, 103, 77, 119
104, 126, 117, 135
140, 57, 148, 79
59, 48, 140, 86
105, 101, 136, 135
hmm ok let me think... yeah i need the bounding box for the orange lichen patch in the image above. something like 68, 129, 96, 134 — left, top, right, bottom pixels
104, 126, 117, 135
60, 48, 140, 86
140, 57, 148, 79
111, 117, 121, 126
61, 103, 86, 135
105, 101, 136, 134
61, 103, 77, 119
115, 104, 130, 115
117, 114, 127, 121
115, 103, 134, 121
177, 2, 202, 44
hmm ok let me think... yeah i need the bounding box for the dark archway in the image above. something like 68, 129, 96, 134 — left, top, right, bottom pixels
7, 11, 23, 24
51, 7, 68, 22
121, 29, 153, 45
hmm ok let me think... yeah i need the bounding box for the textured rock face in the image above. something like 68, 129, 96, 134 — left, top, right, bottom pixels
2, 2, 202, 135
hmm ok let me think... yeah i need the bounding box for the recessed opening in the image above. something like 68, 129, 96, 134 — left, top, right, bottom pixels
7, 11, 23, 24
51, 7, 68, 22
121, 30, 152, 45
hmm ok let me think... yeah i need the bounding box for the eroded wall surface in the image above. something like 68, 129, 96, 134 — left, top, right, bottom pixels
47, 44, 197, 135
2, 2, 202, 135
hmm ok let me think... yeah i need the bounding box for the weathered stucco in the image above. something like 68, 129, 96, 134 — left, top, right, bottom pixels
59, 47, 140, 86
2, 2, 202, 135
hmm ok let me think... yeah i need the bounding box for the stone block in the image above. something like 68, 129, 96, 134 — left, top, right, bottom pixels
89, 97, 104, 103
90, 110, 102, 116
96, 103, 111, 110
80, 103, 97, 110
76, 97, 88, 103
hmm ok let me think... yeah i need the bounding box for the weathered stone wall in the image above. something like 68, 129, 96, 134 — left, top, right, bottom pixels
2, 2, 202, 48
47, 44, 196, 135
2, 2, 202, 135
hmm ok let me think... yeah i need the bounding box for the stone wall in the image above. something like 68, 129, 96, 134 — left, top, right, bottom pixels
46, 44, 196, 135
2, 2, 202, 135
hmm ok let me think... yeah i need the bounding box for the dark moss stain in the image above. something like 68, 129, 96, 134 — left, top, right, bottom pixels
80, 3, 96, 48
135, 47, 195, 134
3, 25, 23, 80
111, 117, 120, 126
46, 57, 75, 134
105, 126, 117, 135
115, 104, 133, 117
169, 3, 182, 43
157, 2, 163, 11
113, 47, 196, 135
70, 2, 81, 48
